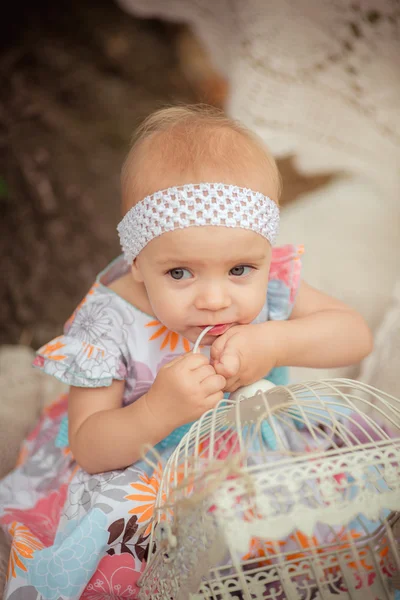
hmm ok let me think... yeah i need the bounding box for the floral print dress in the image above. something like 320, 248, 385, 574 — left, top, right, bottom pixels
0, 245, 303, 600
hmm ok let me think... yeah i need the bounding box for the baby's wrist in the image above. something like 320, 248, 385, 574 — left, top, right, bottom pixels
258, 320, 288, 368
141, 389, 173, 441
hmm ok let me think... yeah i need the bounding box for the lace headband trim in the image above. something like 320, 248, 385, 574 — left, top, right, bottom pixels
117, 182, 280, 263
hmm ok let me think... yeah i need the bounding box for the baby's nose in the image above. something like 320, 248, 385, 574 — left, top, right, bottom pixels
195, 284, 231, 311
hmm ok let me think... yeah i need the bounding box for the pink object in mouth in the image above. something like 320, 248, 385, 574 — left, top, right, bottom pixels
206, 323, 232, 335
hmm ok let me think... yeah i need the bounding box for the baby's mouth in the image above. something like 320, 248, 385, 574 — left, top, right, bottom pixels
200, 323, 233, 336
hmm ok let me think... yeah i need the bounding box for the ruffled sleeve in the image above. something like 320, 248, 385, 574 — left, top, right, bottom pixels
32, 284, 130, 388
33, 335, 127, 388
267, 244, 304, 320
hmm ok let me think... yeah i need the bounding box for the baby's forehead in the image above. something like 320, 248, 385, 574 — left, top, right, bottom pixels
122, 124, 280, 210
147, 225, 271, 265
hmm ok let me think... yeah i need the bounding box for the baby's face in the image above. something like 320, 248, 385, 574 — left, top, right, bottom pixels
133, 227, 272, 345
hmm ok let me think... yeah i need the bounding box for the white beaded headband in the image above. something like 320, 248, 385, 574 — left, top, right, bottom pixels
117, 182, 280, 263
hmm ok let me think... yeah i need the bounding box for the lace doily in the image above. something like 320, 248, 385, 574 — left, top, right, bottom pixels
116, 0, 400, 195
117, 183, 279, 263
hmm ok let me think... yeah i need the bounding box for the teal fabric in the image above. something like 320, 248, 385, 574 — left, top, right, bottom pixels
55, 415, 69, 448
265, 366, 289, 386
154, 421, 193, 451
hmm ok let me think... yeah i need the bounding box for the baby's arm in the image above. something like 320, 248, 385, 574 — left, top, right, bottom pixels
68, 382, 165, 474
68, 353, 225, 474
212, 281, 373, 391
280, 280, 373, 368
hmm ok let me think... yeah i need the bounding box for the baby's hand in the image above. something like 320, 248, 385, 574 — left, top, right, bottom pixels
211, 323, 280, 392
145, 353, 226, 436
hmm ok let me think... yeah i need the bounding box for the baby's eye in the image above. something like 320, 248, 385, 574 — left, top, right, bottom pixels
168, 268, 192, 280
230, 265, 252, 277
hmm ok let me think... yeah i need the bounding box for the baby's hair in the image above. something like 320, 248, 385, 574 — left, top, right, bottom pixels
121, 104, 282, 212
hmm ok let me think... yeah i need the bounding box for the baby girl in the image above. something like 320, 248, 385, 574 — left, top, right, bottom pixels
0, 105, 372, 599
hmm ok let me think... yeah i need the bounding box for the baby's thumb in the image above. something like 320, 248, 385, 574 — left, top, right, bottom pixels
216, 349, 240, 378
210, 335, 225, 363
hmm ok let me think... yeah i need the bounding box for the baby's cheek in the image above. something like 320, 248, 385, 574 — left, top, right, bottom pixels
151, 296, 184, 329
153, 302, 175, 324
242, 291, 267, 322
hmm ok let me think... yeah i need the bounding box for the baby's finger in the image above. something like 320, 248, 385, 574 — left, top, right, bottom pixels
215, 351, 241, 378
181, 353, 210, 370
210, 335, 226, 362
194, 364, 217, 383
200, 373, 226, 396
162, 354, 187, 369
203, 390, 225, 410
224, 377, 241, 393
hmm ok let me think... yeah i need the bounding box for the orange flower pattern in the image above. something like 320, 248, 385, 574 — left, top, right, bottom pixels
125, 462, 191, 538
125, 468, 165, 536
38, 338, 67, 361
146, 320, 191, 352
7, 523, 43, 580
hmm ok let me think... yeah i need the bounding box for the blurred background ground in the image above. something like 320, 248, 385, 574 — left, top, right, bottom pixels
0, 0, 334, 348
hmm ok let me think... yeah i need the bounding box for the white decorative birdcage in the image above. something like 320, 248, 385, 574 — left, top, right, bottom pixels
138, 379, 400, 600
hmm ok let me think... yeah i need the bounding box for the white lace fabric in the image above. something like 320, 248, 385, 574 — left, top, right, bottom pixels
117, 183, 280, 263
116, 0, 400, 195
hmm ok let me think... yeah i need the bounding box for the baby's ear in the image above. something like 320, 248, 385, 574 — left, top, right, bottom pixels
131, 260, 144, 283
